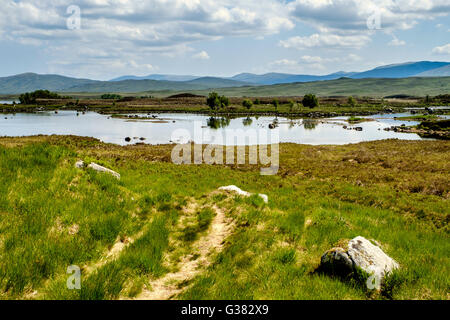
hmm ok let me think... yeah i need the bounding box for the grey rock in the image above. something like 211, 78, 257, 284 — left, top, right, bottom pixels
320, 247, 354, 275
75, 160, 85, 168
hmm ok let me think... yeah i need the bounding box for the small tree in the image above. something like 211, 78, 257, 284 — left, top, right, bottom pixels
302, 94, 319, 108
348, 96, 356, 107
253, 98, 260, 105
272, 99, 279, 111
219, 95, 230, 108
207, 92, 229, 110
207, 92, 221, 111
242, 99, 253, 110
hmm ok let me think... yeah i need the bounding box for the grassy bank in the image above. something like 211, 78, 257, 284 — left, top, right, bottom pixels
0, 136, 448, 300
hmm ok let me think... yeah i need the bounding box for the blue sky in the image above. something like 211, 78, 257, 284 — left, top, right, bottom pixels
0, 0, 449, 80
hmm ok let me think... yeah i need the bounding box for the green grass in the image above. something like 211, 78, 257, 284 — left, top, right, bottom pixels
347, 116, 371, 123
395, 114, 442, 121
0, 136, 448, 300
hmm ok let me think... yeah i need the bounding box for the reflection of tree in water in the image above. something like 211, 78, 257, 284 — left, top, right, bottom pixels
303, 119, 319, 130
242, 117, 253, 126
207, 117, 231, 129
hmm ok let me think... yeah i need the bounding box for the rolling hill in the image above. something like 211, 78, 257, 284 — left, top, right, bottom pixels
183, 77, 450, 98
0, 73, 253, 94
230, 71, 357, 85
350, 61, 450, 79
417, 64, 450, 77
110, 74, 198, 82
0, 73, 97, 94
107, 61, 450, 86
1, 61, 449, 94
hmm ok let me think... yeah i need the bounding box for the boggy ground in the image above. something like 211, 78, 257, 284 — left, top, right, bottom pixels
0, 135, 448, 300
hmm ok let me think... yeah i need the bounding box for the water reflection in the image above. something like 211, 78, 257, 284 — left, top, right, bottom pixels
242, 117, 253, 126
0, 111, 435, 145
303, 119, 319, 130
207, 117, 231, 129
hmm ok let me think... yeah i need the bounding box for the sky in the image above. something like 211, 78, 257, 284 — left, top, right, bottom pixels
0, 0, 449, 80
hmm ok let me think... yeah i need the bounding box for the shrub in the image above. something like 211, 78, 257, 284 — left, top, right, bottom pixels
206, 92, 229, 110
101, 94, 122, 100
348, 96, 356, 107
271, 99, 279, 111
302, 94, 319, 108
242, 99, 253, 110
19, 90, 62, 104
288, 100, 295, 112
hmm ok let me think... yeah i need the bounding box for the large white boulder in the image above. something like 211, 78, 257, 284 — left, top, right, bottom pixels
320, 236, 399, 290
218, 185, 268, 203
347, 236, 399, 289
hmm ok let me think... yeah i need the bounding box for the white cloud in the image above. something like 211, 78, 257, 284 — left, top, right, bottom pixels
268, 54, 362, 73
288, 0, 450, 33
279, 33, 371, 49
193, 50, 210, 60
0, 0, 294, 78
389, 36, 406, 46
269, 59, 299, 67
432, 43, 450, 55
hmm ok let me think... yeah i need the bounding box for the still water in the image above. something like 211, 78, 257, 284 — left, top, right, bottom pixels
0, 111, 441, 145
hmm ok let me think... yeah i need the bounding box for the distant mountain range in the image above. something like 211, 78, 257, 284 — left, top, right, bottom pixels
0, 61, 449, 94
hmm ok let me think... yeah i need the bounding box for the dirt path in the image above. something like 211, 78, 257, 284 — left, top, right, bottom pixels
136, 205, 234, 300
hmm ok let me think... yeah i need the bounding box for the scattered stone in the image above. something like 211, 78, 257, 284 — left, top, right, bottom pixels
68, 224, 79, 235
125, 137, 131, 142
218, 185, 268, 203
319, 236, 399, 290
75, 160, 85, 168
139, 137, 146, 141
87, 162, 121, 179
354, 127, 363, 131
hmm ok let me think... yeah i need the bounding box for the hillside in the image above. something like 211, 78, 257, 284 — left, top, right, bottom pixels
351, 61, 450, 79
0, 73, 97, 94
1, 62, 449, 95
230, 72, 356, 85
0, 73, 254, 94
61, 77, 449, 98
182, 77, 450, 98
110, 74, 198, 82
418, 65, 450, 77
